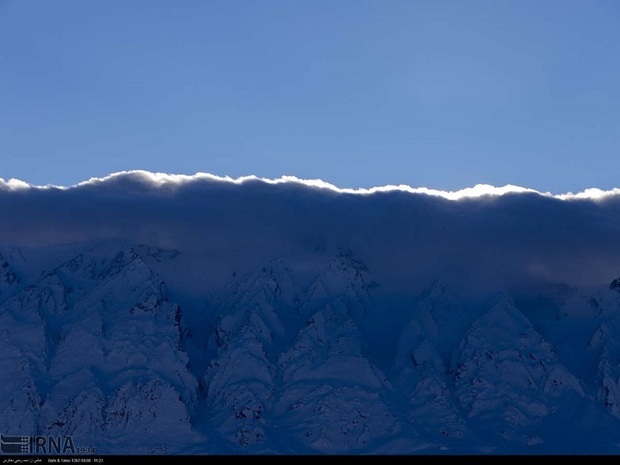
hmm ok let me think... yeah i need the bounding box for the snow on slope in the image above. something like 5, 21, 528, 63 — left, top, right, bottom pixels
202, 259, 293, 449
274, 255, 399, 453
452, 295, 584, 447
0, 244, 199, 453
394, 280, 470, 445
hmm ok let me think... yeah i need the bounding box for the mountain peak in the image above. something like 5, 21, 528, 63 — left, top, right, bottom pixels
421, 278, 451, 300
299, 253, 372, 319
213, 259, 293, 349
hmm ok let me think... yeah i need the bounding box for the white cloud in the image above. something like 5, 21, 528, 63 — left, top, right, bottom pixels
0, 177, 31, 190
1, 170, 619, 200
1, 169, 620, 296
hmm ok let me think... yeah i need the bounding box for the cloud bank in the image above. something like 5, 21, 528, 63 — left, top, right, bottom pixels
1, 171, 620, 296
3, 170, 620, 200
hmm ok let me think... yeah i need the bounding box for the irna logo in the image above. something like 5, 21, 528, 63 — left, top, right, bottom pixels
0, 434, 76, 454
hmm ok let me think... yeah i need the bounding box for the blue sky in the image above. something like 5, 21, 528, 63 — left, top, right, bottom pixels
1, 0, 619, 192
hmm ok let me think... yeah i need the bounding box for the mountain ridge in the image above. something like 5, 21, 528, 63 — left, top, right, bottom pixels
1, 240, 619, 453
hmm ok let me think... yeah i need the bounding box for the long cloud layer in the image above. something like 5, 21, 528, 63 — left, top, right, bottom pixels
3, 170, 620, 200
2, 171, 620, 296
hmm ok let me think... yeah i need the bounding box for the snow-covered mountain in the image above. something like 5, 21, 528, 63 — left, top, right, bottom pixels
0, 244, 199, 453
2, 241, 620, 454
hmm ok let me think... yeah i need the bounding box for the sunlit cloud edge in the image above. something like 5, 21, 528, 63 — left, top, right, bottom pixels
1, 170, 619, 201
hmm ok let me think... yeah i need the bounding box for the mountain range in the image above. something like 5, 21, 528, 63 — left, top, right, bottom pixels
2, 240, 620, 454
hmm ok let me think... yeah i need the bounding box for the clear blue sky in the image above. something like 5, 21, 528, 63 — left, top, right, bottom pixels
1, 0, 619, 192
